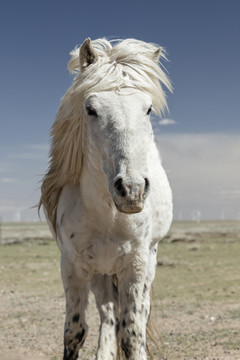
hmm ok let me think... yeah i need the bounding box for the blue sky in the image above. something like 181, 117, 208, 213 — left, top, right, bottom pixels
0, 0, 240, 221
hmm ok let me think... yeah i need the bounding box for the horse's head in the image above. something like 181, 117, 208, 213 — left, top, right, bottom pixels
75, 38, 171, 214
39, 38, 172, 228
84, 90, 153, 214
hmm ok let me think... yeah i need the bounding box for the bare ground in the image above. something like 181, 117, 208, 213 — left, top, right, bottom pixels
0, 221, 239, 360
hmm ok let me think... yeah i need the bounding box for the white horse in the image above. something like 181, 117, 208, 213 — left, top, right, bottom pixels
39, 37, 173, 360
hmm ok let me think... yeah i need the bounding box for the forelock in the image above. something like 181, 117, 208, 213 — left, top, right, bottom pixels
68, 38, 172, 116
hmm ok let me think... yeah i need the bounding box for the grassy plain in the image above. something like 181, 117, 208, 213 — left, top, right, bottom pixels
0, 221, 239, 360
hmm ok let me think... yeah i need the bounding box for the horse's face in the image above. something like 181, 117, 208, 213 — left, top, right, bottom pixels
84, 90, 153, 214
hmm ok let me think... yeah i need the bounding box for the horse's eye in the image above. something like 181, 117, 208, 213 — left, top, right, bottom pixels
86, 106, 98, 117
147, 105, 152, 115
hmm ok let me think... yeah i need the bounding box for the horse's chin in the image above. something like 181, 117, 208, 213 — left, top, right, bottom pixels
114, 202, 144, 214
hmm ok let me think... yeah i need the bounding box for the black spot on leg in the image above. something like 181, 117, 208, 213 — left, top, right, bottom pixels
63, 346, 76, 360
72, 313, 80, 323
112, 278, 118, 293
143, 283, 147, 293
75, 328, 85, 344
105, 318, 114, 326
121, 339, 131, 359
122, 319, 126, 328
70, 233, 75, 239
116, 321, 120, 334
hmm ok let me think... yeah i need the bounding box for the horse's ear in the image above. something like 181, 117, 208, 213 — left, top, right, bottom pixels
153, 47, 162, 62
79, 38, 98, 70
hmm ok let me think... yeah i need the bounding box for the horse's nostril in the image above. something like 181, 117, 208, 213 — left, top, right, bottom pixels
114, 178, 127, 198
144, 178, 150, 194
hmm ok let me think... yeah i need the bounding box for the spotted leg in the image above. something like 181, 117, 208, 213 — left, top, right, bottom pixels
61, 254, 89, 360
118, 254, 149, 360
141, 244, 158, 344
91, 274, 119, 360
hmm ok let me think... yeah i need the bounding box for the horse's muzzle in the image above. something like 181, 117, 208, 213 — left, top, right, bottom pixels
113, 176, 150, 214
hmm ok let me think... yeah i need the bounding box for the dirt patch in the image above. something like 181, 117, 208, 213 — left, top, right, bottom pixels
0, 222, 239, 360
0, 289, 99, 360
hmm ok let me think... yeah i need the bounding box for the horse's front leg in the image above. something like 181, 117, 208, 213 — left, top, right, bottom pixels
91, 274, 119, 360
141, 244, 159, 344
118, 254, 149, 360
61, 254, 89, 360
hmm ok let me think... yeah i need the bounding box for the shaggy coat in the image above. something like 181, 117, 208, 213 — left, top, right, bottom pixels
39, 38, 173, 360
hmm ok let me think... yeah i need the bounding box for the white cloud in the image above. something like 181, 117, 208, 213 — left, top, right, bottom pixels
24, 143, 49, 151
220, 188, 240, 198
158, 118, 176, 126
1, 177, 18, 183
0, 143, 49, 221
8, 152, 45, 160
156, 133, 240, 220
5, 143, 49, 160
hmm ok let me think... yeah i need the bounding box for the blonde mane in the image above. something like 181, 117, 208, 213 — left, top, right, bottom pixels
39, 38, 172, 231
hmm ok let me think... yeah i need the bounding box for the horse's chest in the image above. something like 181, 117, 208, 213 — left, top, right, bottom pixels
81, 235, 132, 275
57, 187, 151, 277
60, 228, 134, 277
